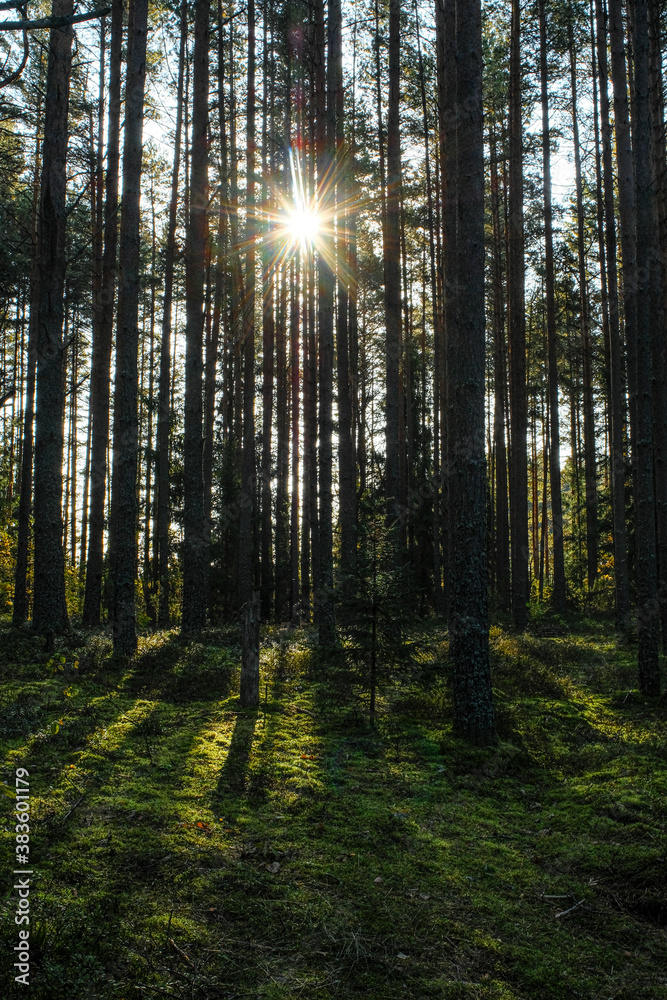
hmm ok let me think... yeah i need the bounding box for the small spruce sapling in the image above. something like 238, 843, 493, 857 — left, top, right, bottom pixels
338, 496, 418, 723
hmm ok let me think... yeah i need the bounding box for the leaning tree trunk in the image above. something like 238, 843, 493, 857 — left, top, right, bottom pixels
32, 0, 74, 636
108, 0, 149, 654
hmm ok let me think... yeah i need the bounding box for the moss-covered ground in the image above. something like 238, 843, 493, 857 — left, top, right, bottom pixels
1, 617, 666, 999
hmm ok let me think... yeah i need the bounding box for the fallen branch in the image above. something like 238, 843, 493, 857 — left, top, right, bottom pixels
169, 937, 193, 966
555, 899, 585, 919
60, 793, 86, 822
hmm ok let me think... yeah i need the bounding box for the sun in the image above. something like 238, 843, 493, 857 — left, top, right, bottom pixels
286, 207, 320, 248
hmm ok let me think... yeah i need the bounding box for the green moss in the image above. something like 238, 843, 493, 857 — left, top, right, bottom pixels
0, 622, 665, 998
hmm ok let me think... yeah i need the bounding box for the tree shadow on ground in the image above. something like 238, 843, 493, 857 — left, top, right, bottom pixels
214, 710, 258, 800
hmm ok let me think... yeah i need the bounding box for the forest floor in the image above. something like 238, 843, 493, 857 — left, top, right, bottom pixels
0, 615, 666, 999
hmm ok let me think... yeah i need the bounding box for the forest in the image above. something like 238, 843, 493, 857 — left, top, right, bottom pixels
0, 0, 666, 996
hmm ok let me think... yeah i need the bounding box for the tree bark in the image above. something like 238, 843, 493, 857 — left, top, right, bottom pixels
595, 0, 630, 630
240, 591, 260, 707
507, 0, 529, 629
568, 21, 598, 592
314, 0, 335, 644
182, 0, 209, 634
384, 0, 401, 527
108, 0, 149, 654
32, 0, 74, 636
629, 0, 660, 694
13, 77, 43, 625
238, 0, 257, 608
82, 0, 122, 626
449, 0, 496, 745
155, 0, 187, 628
538, 0, 566, 614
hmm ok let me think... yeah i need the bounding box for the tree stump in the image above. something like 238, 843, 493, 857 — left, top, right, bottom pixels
240, 591, 260, 707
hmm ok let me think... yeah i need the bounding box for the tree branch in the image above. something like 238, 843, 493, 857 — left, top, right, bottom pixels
0, 6, 110, 30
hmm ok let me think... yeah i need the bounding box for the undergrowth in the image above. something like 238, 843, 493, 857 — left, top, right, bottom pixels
0, 618, 665, 998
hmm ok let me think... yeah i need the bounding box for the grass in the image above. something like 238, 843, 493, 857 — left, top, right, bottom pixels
0, 617, 666, 999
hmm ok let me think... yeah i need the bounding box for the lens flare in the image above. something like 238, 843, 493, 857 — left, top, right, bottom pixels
286, 206, 320, 247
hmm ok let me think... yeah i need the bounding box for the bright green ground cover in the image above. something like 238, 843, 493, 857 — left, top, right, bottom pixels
0, 618, 665, 999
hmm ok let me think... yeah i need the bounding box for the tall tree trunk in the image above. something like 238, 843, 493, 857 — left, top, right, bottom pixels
182, 0, 209, 634
568, 20, 598, 592
314, 0, 335, 644
647, 0, 667, 652
332, 0, 356, 589
32, 0, 74, 636
275, 265, 289, 621
507, 0, 528, 629
449, 0, 496, 745
595, 0, 630, 629
154, 0, 186, 627
608, 0, 638, 496
538, 0, 566, 613
290, 257, 301, 620
82, 0, 122, 627
238, 0, 256, 608
417, 0, 444, 613
490, 127, 510, 611
260, 11, 275, 621
109, 0, 149, 654
629, 0, 660, 694
439, 0, 457, 618
384, 0, 401, 527
13, 77, 43, 625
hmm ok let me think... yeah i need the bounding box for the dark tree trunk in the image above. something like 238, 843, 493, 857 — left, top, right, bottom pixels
108, 0, 149, 654
449, 0, 496, 745
629, 0, 660, 694
238, 0, 256, 608
507, 0, 528, 629
275, 266, 289, 621
32, 0, 74, 636
260, 13, 275, 621
538, 0, 566, 614
13, 93, 42, 624
240, 591, 260, 707
290, 257, 301, 620
82, 0, 122, 627
182, 0, 209, 634
332, 0, 356, 589
568, 21, 598, 592
490, 127, 510, 611
384, 0, 401, 526
155, 0, 186, 627
647, 0, 667, 653
314, 0, 335, 644
417, 0, 444, 613
595, 0, 630, 630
